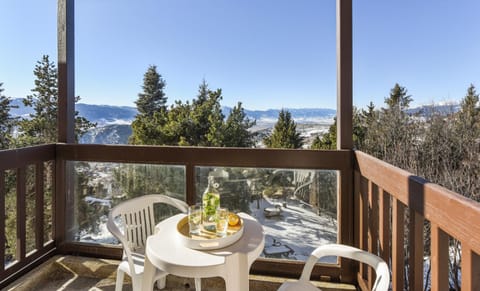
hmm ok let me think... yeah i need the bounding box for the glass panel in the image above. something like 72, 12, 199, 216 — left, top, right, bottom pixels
195, 167, 338, 262
69, 162, 186, 244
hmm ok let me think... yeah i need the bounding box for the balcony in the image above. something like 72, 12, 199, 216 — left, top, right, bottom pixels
2, 0, 480, 290
1, 144, 479, 290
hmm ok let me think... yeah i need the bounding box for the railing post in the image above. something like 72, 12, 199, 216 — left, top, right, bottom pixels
461, 246, 480, 290
57, 0, 75, 144
16, 167, 26, 261
57, 0, 75, 252
35, 163, 45, 250
408, 210, 424, 291
337, 0, 354, 282
0, 171, 5, 270
392, 198, 405, 291
336, 0, 353, 150
431, 224, 449, 291
378, 189, 390, 266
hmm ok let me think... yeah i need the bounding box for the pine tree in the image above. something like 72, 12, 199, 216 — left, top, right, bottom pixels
456, 84, 480, 134
190, 80, 223, 146
357, 102, 380, 152
19, 55, 59, 144
18, 55, 95, 145
375, 83, 418, 169
135, 65, 167, 116
164, 100, 194, 146
205, 89, 225, 146
451, 84, 480, 202
263, 109, 303, 149
0, 83, 17, 149
311, 117, 336, 150
223, 102, 256, 147
130, 65, 169, 145
130, 76, 257, 148
384, 83, 412, 112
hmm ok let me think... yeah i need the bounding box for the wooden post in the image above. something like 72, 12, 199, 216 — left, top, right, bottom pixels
431, 224, 449, 291
392, 198, 405, 291
337, 0, 354, 282
336, 0, 353, 150
461, 246, 480, 291
57, 0, 75, 144
57, 0, 75, 252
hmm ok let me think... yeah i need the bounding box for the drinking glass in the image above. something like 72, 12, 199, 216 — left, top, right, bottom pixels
188, 204, 202, 235
215, 207, 229, 237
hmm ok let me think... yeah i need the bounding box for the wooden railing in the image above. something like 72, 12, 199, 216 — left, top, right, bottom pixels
0, 144, 354, 287
55, 143, 355, 280
2, 144, 480, 289
354, 150, 480, 291
0, 145, 56, 286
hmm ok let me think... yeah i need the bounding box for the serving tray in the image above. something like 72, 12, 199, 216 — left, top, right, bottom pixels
176, 214, 244, 250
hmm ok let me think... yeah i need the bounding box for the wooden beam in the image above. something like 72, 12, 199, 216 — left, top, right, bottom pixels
55, 144, 352, 171
336, 0, 353, 150
57, 0, 75, 143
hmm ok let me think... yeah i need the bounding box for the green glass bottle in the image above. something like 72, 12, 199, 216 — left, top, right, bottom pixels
202, 176, 220, 232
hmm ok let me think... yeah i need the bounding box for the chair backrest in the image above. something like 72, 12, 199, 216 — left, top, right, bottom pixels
107, 194, 188, 269
293, 170, 314, 198
300, 244, 390, 291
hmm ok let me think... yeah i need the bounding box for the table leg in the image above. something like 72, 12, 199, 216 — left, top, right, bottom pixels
143, 255, 156, 290
225, 253, 249, 291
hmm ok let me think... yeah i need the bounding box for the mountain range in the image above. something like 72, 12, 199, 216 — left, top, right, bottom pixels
10, 98, 459, 145
10, 98, 336, 125
9, 99, 336, 144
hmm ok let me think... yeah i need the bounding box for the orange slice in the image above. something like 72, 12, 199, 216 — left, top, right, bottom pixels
228, 213, 240, 226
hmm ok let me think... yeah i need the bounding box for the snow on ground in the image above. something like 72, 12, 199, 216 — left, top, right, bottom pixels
81, 194, 339, 263
249, 195, 337, 262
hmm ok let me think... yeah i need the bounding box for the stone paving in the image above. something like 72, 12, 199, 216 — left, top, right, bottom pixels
5, 256, 356, 291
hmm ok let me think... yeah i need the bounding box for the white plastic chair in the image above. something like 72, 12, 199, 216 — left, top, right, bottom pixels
107, 194, 202, 291
277, 244, 390, 291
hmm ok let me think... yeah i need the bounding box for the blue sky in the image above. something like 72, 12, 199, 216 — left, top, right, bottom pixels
1, 0, 479, 110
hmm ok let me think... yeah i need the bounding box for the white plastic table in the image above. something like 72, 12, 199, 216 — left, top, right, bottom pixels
143, 212, 265, 291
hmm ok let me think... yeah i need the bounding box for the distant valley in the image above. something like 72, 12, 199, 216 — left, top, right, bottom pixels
10, 99, 336, 145
11, 99, 457, 146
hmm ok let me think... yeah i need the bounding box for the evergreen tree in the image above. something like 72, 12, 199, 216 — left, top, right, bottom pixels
311, 117, 336, 150
190, 80, 225, 146
451, 84, 480, 202
264, 109, 303, 149
164, 100, 194, 146
130, 76, 257, 148
130, 66, 168, 145
19, 55, 59, 144
0, 83, 17, 149
135, 65, 167, 116
375, 83, 418, 169
356, 102, 380, 153
223, 102, 256, 147
384, 83, 413, 112
455, 84, 480, 136
18, 55, 95, 145
205, 89, 225, 146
